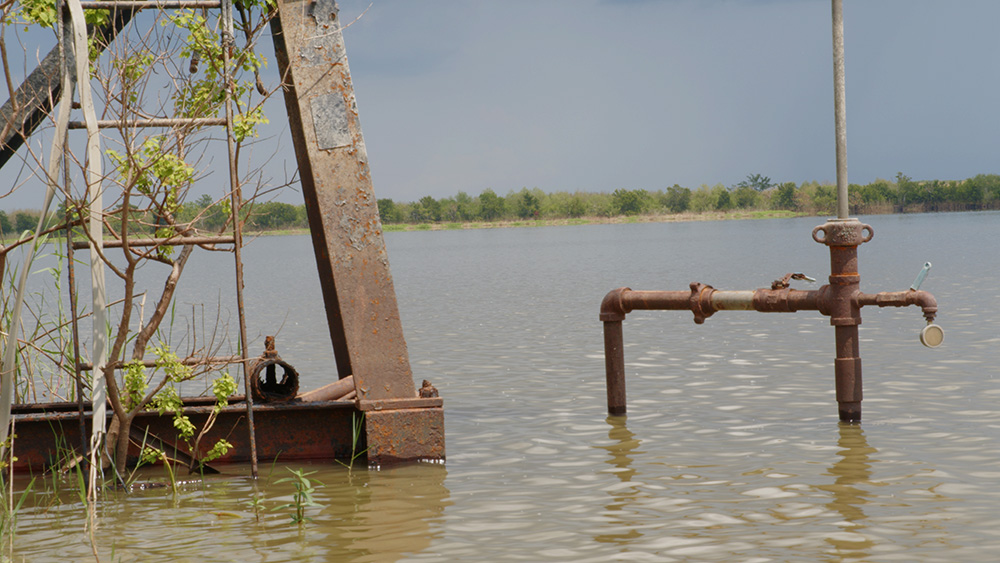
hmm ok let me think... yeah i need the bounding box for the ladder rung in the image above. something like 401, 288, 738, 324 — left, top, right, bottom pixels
67, 117, 226, 129
72, 235, 235, 250
78, 1, 222, 9
77, 355, 241, 371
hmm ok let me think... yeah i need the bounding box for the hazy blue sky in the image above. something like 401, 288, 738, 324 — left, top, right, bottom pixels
4, 0, 1000, 207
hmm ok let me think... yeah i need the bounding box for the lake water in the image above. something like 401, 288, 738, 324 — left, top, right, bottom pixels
9, 211, 1000, 561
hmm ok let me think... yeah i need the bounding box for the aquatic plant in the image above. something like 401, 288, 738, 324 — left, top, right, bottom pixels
335, 412, 369, 472
273, 468, 324, 525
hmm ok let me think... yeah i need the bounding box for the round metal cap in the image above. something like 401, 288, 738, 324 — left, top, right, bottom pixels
920, 324, 944, 348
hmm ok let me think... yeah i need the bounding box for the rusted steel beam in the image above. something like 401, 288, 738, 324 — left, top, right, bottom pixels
0, 7, 137, 169
269, 0, 415, 401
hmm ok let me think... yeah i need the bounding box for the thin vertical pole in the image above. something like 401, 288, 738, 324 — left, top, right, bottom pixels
221, 0, 258, 477
831, 0, 849, 220
66, 162, 87, 456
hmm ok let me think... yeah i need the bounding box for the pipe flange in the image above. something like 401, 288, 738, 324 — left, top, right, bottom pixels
812, 220, 873, 247
689, 282, 715, 324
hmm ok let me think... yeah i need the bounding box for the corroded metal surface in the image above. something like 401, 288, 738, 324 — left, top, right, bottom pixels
364, 407, 445, 466
10, 400, 360, 472
269, 0, 415, 401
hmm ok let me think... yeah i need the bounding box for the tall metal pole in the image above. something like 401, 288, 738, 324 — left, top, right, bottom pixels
831, 0, 849, 219
221, 0, 257, 478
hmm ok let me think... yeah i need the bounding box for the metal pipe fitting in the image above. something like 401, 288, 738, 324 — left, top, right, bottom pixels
856, 290, 938, 323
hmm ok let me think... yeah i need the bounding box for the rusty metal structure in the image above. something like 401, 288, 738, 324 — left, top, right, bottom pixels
600, 225, 941, 421
600, 0, 944, 423
1, 0, 444, 472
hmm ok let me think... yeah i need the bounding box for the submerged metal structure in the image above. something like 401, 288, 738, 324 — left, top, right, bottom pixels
600, 0, 944, 422
1, 0, 443, 471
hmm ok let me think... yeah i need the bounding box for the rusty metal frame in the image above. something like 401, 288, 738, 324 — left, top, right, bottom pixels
3, 0, 444, 471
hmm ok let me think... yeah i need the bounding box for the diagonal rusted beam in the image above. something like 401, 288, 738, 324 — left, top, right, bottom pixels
0, 8, 137, 169
269, 0, 416, 401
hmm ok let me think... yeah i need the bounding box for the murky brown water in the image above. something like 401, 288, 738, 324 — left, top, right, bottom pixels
9, 211, 1000, 561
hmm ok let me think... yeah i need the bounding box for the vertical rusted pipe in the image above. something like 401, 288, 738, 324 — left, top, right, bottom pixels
834, 325, 861, 421
603, 320, 627, 415
818, 223, 869, 422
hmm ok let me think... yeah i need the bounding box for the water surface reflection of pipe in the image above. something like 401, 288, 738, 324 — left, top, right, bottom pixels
593, 416, 644, 546
817, 423, 878, 558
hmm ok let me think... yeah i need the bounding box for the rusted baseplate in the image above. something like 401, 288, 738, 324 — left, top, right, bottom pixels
10, 396, 443, 473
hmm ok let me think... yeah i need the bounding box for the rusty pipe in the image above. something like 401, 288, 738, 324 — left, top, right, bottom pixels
601, 284, 826, 415
600, 286, 827, 323
857, 290, 937, 323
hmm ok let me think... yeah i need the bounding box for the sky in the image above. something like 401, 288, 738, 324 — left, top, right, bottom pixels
4, 0, 1000, 207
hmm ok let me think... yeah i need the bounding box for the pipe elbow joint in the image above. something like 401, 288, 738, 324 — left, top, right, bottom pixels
600, 287, 631, 322
911, 290, 938, 322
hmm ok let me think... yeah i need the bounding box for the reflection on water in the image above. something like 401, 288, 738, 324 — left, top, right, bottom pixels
594, 415, 644, 545
819, 423, 877, 558
10, 212, 1000, 560
15, 462, 451, 562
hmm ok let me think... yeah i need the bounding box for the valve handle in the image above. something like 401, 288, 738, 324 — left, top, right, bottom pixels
910, 262, 932, 291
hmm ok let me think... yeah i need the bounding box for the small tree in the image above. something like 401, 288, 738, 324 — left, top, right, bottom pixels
514, 188, 540, 219
479, 188, 505, 220
738, 173, 773, 192
5, 0, 277, 476
661, 184, 691, 213
611, 188, 647, 216
773, 182, 797, 210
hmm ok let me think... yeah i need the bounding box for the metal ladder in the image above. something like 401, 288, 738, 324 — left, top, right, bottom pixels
52, 0, 259, 475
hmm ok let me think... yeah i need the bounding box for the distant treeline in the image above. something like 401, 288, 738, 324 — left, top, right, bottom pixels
3, 173, 999, 237
0, 195, 309, 239
376, 173, 1000, 224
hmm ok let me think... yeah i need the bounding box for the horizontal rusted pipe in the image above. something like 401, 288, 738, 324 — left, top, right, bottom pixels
600, 287, 689, 322
600, 286, 826, 324
856, 290, 937, 322
296, 375, 355, 402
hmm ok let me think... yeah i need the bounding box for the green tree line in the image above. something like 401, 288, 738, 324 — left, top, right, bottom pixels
376, 173, 1000, 224
0, 196, 309, 239
4, 173, 999, 238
